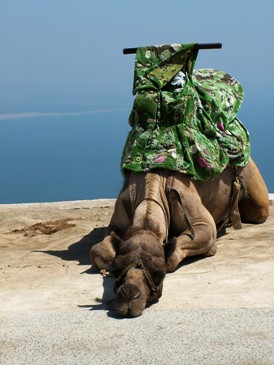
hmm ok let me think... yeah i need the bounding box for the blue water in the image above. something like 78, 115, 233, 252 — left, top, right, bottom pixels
0, 110, 129, 203
0, 100, 273, 204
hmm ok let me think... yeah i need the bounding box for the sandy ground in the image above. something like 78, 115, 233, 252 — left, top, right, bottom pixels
0, 198, 274, 364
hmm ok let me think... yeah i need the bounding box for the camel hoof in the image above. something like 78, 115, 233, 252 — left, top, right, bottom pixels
91, 255, 112, 271
89, 243, 115, 271
203, 243, 217, 257
166, 251, 181, 273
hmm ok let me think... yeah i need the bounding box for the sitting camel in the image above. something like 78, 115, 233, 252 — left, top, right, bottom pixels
90, 158, 269, 317
90, 43, 269, 316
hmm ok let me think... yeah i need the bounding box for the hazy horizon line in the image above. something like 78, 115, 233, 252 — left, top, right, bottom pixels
0, 107, 130, 121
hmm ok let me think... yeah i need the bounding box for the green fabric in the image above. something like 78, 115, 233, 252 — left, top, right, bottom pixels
121, 43, 250, 180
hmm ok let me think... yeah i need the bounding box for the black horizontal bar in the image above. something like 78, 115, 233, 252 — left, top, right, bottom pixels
123, 43, 222, 55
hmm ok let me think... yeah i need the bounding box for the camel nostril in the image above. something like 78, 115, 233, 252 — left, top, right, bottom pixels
119, 283, 141, 301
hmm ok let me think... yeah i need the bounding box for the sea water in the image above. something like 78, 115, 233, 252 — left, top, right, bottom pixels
0, 110, 129, 204
0, 99, 273, 204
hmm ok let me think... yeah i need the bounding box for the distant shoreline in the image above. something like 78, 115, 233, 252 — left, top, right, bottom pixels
0, 195, 273, 208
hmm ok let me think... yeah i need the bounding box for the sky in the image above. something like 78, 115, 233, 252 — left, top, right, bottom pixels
1, 0, 274, 113
0, 0, 274, 201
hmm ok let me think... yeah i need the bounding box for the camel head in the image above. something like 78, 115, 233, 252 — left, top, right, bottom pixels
111, 230, 166, 317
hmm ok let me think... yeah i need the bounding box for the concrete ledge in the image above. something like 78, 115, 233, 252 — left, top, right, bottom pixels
0, 198, 116, 209
0, 193, 273, 208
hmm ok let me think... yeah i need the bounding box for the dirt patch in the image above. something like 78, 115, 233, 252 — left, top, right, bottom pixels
10, 219, 76, 237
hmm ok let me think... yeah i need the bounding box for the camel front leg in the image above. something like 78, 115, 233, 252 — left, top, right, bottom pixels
165, 220, 217, 273
166, 183, 217, 273
90, 188, 130, 271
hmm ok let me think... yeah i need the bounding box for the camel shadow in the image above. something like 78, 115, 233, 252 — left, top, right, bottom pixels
36, 226, 106, 268
36, 226, 119, 315
78, 275, 121, 318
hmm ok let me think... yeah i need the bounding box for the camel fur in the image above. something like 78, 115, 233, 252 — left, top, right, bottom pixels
90, 158, 269, 317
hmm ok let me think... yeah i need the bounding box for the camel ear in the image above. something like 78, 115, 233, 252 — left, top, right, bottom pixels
110, 231, 124, 252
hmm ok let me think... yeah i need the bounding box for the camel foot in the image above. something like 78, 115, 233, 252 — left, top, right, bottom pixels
165, 239, 184, 273
203, 243, 217, 257
89, 241, 115, 271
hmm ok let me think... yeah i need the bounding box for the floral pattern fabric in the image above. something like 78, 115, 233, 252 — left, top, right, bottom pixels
121, 43, 250, 181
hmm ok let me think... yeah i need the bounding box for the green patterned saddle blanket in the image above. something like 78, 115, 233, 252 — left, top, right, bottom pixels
121, 44, 250, 181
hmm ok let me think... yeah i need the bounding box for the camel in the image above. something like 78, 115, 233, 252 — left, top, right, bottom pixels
90, 158, 269, 317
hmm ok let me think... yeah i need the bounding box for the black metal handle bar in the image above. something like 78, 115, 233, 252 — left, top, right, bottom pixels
123, 43, 222, 55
